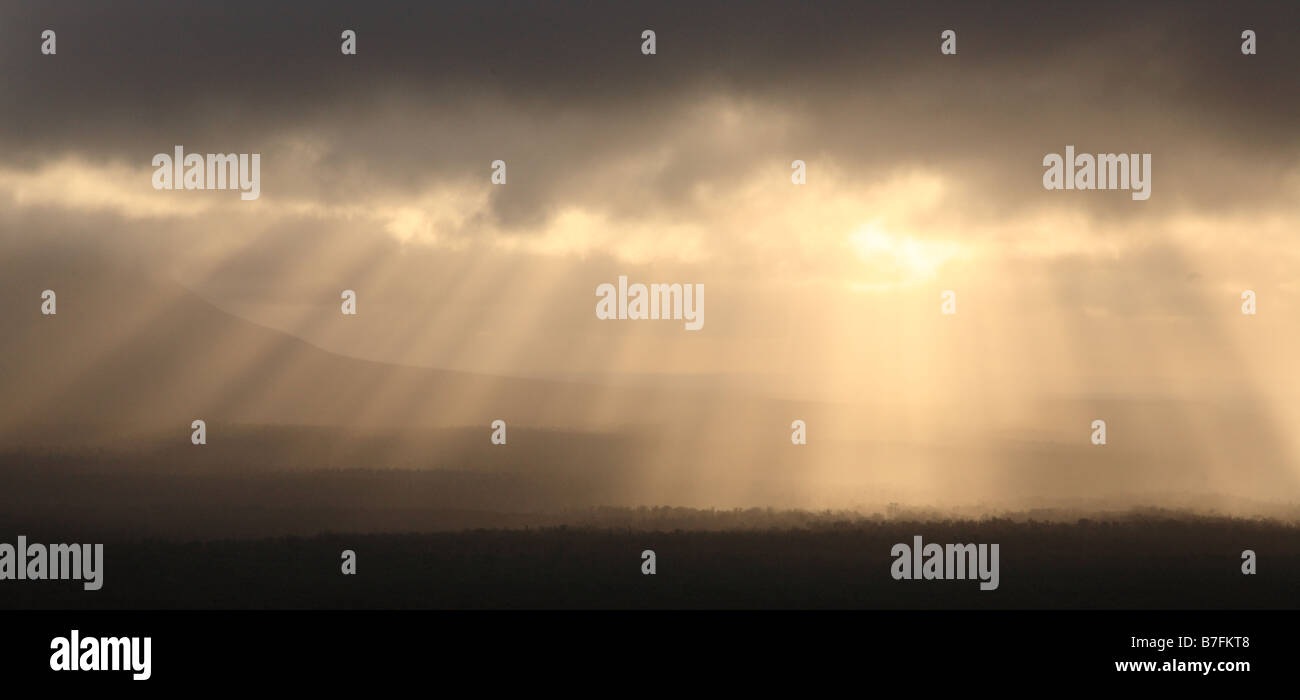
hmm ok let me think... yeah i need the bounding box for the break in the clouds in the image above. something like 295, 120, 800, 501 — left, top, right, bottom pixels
1, 0, 1298, 394
2, 0, 1300, 513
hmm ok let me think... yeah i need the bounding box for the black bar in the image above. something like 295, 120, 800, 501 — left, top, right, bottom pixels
0, 610, 1284, 686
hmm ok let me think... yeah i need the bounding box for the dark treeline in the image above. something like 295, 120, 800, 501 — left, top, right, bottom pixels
1, 518, 1293, 609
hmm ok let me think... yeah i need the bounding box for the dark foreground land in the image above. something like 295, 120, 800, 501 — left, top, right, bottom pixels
2, 517, 1295, 609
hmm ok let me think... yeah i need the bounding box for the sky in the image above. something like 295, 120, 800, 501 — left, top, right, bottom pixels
1, 1, 1298, 509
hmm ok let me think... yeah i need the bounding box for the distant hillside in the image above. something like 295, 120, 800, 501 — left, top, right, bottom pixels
0, 262, 1297, 514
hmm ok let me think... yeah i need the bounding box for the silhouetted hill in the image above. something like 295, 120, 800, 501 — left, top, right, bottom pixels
1, 263, 1297, 517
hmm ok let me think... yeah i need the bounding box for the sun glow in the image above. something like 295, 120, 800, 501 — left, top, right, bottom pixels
848, 220, 962, 288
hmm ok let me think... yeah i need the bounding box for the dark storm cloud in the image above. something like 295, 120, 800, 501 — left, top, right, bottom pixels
1, 0, 1297, 223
